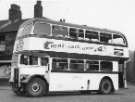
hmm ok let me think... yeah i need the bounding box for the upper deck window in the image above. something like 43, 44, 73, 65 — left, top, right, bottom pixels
85, 30, 99, 42
33, 23, 51, 36
52, 25, 68, 37
17, 23, 33, 38
100, 33, 112, 44
78, 29, 84, 40
113, 34, 126, 45
69, 28, 78, 39
69, 28, 84, 40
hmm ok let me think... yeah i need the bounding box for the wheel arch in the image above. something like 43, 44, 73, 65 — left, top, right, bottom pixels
27, 75, 49, 90
99, 76, 114, 92
25, 75, 49, 96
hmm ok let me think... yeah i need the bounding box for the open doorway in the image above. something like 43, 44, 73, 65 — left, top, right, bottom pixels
118, 61, 125, 88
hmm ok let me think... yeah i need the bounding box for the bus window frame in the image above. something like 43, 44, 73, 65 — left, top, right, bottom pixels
112, 33, 127, 46
100, 60, 113, 72
33, 22, 51, 36
49, 56, 119, 73
100, 32, 113, 44
52, 57, 68, 72
19, 20, 128, 47
52, 24, 68, 38
78, 29, 85, 40
40, 57, 49, 66
69, 59, 84, 72
69, 27, 78, 40
19, 54, 40, 66
85, 30, 99, 42
85, 60, 100, 72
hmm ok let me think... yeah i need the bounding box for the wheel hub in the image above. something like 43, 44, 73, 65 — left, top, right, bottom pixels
32, 83, 40, 92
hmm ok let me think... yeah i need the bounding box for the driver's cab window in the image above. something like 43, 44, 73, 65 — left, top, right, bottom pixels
20, 54, 38, 65
41, 57, 48, 66
29, 56, 38, 65
20, 55, 29, 65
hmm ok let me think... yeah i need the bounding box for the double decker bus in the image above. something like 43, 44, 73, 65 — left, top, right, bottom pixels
10, 18, 129, 97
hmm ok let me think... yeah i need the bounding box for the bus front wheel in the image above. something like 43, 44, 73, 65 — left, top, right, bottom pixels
99, 78, 113, 94
26, 78, 47, 97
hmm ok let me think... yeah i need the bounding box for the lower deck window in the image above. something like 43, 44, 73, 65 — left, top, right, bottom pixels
52, 58, 68, 71
70, 59, 84, 72
86, 61, 99, 72
51, 57, 115, 73
100, 61, 113, 72
41, 57, 48, 66
29, 56, 38, 65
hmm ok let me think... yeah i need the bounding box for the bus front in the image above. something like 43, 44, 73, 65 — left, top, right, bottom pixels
10, 19, 50, 96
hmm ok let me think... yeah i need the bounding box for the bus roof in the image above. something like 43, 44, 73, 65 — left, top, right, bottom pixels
20, 17, 124, 36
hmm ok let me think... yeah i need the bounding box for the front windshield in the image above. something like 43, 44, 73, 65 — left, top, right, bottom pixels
33, 22, 51, 36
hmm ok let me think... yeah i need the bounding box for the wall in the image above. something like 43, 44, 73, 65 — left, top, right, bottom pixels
0, 31, 16, 78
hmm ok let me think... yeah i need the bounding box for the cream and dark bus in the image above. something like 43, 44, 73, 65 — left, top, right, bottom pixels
10, 18, 129, 96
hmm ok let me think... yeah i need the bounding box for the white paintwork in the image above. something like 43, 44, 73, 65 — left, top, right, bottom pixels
13, 37, 129, 58
49, 73, 118, 91
11, 36, 125, 92
113, 61, 119, 72
17, 64, 119, 92
18, 65, 50, 83
11, 59, 119, 92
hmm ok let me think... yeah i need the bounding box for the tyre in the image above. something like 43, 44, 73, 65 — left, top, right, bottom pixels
99, 78, 113, 94
25, 78, 47, 97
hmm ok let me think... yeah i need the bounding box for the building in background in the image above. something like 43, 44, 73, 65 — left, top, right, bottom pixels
0, 1, 43, 78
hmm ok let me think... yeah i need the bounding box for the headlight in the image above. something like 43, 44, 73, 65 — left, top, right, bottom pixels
20, 74, 29, 81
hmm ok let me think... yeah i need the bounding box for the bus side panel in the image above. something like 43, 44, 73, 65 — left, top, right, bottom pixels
49, 73, 87, 91
111, 74, 119, 90
49, 73, 118, 92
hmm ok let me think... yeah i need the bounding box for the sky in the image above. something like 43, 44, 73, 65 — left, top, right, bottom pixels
0, 0, 135, 50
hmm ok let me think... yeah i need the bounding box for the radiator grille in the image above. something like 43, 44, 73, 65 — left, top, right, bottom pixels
14, 68, 19, 83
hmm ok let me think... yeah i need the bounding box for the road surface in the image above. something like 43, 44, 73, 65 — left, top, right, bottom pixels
0, 83, 135, 102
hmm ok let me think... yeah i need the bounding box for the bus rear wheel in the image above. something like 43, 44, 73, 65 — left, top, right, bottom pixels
26, 78, 47, 97
99, 78, 113, 94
